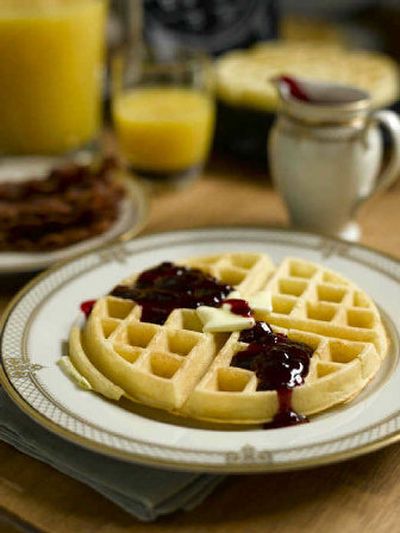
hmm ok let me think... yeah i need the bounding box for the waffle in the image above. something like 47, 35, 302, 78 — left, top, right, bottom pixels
68, 253, 388, 425
217, 42, 400, 111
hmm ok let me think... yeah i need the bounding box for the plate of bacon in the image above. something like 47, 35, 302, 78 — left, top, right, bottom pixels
0, 159, 148, 273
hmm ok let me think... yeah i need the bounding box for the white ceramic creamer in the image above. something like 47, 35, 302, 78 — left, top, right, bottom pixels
268, 77, 400, 240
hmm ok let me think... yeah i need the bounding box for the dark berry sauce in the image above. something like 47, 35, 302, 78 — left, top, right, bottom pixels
232, 321, 314, 428
80, 299, 96, 318
263, 389, 308, 429
110, 262, 232, 325
238, 320, 274, 344
222, 298, 252, 317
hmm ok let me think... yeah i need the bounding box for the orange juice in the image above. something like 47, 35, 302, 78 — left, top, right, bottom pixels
0, 0, 107, 155
113, 87, 215, 174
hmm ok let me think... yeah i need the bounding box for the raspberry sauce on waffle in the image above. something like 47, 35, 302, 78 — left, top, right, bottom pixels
222, 298, 252, 317
80, 299, 96, 318
232, 322, 313, 428
110, 262, 232, 325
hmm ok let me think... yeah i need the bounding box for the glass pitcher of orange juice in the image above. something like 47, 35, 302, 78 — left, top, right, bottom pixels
0, 0, 107, 178
112, 47, 215, 186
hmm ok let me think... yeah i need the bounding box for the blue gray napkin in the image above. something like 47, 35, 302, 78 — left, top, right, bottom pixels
0, 388, 223, 521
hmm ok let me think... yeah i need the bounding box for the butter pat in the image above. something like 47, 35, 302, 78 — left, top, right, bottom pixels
228, 290, 273, 313
58, 356, 92, 391
248, 290, 273, 313
196, 306, 255, 333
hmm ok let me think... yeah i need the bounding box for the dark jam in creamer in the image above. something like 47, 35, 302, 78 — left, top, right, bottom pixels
279, 75, 310, 102
110, 262, 232, 325
232, 322, 314, 428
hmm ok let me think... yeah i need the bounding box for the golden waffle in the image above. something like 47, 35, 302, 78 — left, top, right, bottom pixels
69, 253, 387, 425
216, 42, 400, 111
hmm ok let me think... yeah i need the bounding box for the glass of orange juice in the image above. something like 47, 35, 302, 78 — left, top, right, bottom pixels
112, 47, 215, 186
0, 0, 107, 179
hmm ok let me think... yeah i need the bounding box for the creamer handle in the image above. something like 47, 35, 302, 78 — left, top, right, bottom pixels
369, 110, 400, 195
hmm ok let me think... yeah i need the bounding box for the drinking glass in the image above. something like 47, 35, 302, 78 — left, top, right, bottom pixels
112, 47, 215, 186
0, 0, 108, 180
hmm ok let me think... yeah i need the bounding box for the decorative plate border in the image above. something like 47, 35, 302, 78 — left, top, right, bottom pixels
0, 227, 400, 473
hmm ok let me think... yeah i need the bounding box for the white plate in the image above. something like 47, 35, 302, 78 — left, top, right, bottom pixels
0, 176, 148, 274
1, 228, 399, 473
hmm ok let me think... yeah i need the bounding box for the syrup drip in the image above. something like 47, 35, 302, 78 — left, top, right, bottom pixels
110, 262, 232, 325
263, 389, 308, 429
80, 299, 96, 318
232, 321, 314, 428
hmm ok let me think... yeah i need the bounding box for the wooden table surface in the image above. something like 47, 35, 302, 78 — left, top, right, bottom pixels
1, 158, 400, 533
